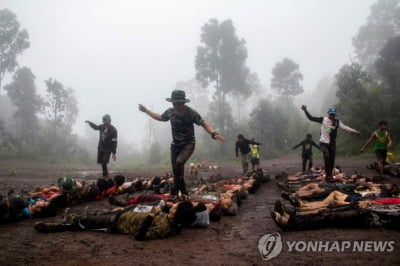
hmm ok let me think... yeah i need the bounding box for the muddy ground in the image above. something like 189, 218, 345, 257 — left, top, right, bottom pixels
0, 154, 399, 266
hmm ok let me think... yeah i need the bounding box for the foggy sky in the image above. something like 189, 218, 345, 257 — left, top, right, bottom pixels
1, 0, 375, 145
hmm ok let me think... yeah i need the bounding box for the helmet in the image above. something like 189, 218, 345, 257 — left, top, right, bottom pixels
102, 114, 111, 123
58, 176, 76, 192
327, 107, 337, 115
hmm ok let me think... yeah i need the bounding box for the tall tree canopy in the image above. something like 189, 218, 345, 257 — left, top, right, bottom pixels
195, 19, 252, 135
4, 67, 41, 154
375, 35, 400, 91
352, 0, 400, 71
0, 9, 30, 92
270, 58, 304, 98
44, 78, 78, 138
374, 35, 400, 135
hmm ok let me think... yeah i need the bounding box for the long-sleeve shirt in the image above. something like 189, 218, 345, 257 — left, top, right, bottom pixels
87, 122, 118, 154
235, 139, 261, 157
293, 139, 320, 156
304, 110, 358, 144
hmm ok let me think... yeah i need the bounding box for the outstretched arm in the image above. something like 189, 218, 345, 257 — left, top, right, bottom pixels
139, 104, 163, 121
312, 141, 321, 150
201, 121, 224, 141
360, 132, 376, 152
339, 121, 361, 135
85, 120, 99, 130
293, 141, 303, 150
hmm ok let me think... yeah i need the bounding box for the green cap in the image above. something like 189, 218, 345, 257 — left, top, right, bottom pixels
102, 114, 111, 123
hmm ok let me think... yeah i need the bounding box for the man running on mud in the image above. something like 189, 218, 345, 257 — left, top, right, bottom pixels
139, 90, 224, 198
301, 105, 360, 182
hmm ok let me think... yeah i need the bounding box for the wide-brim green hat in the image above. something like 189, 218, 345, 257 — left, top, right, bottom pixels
166, 90, 190, 103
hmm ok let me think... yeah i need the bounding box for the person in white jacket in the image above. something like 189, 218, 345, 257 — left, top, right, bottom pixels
301, 105, 360, 181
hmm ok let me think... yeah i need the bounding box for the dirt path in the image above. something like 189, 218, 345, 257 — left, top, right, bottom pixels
0, 155, 399, 265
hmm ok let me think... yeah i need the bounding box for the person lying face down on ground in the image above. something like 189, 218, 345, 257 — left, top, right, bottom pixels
271, 197, 400, 231
0, 195, 57, 223
34, 200, 204, 240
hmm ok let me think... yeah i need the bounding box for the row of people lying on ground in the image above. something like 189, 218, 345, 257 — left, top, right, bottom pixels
33, 170, 270, 240
272, 170, 400, 230
28, 170, 267, 204
0, 169, 270, 224
275, 166, 389, 190
277, 172, 399, 200
367, 161, 400, 177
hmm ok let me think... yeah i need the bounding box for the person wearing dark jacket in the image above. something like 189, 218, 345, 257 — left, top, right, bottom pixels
293, 133, 321, 172
235, 134, 261, 174
85, 114, 118, 178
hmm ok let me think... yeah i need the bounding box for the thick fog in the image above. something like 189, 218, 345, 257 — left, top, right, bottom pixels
1, 0, 375, 149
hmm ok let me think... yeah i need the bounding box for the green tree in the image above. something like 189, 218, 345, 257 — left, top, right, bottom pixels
195, 19, 252, 135
44, 78, 78, 138
232, 72, 261, 123
374, 35, 400, 137
174, 78, 210, 115
63, 88, 79, 131
0, 9, 30, 92
4, 67, 41, 155
352, 0, 400, 72
270, 58, 304, 99
148, 141, 162, 165
249, 99, 291, 157
375, 36, 400, 91
335, 63, 371, 154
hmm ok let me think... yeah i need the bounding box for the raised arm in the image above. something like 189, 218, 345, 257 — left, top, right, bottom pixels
200, 121, 224, 141
301, 105, 323, 123
138, 104, 163, 121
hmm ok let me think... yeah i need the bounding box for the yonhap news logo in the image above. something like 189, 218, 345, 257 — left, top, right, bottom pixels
258, 233, 283, 260
258, 232, 395, 261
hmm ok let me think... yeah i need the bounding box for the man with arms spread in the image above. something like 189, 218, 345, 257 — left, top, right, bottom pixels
139, 90, 224, 197
293, 133, 320, 172
301, 105, 360, 181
